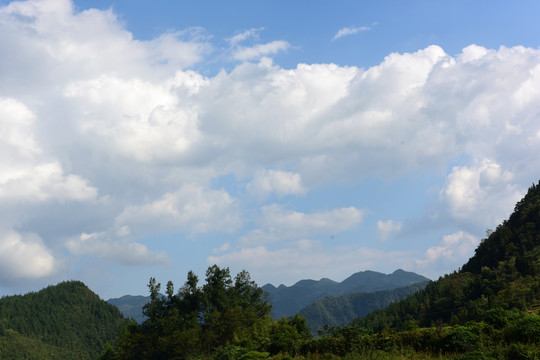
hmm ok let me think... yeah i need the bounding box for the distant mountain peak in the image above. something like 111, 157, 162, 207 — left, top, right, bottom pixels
263, 269, 429, 318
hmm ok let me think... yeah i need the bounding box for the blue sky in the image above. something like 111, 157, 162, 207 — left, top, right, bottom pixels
1, 0, 540, 299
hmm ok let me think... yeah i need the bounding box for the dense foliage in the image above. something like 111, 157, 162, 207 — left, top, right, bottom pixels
104, 266, 312, 359
0, 280, 128, 359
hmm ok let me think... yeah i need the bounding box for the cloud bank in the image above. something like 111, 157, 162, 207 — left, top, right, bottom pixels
1, 0, 539, 290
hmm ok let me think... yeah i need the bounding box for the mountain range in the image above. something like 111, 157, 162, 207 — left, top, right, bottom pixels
106, 268, 430, 335
262, 269, 430, 319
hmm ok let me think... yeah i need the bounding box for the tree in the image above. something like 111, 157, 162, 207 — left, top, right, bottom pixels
114, 266, 275, 359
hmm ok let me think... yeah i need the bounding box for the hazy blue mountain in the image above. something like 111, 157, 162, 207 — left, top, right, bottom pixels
108, 270, 429, 324
107, 294, 151, 324
299, 280, 430, 333
262, 269, 429, 318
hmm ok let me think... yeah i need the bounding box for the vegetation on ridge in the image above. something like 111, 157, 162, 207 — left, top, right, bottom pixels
0, 280, 128, 359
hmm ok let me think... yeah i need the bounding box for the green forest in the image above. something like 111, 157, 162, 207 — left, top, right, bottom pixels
0, 281, 128, 359
1, 181, 539, 359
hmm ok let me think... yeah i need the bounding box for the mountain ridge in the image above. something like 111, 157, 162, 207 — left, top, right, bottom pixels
106, 269, 430, 323
262, 269, 430, 318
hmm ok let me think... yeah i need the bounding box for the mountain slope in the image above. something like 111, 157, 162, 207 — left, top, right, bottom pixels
0, 328, 73, 360
299, 280, 429, 333
262, 269, 429, 318
0, 281, 129, 359
355, 181, 540, 331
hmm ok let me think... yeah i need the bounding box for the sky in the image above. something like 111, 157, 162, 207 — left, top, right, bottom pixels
1, 0, 540, 300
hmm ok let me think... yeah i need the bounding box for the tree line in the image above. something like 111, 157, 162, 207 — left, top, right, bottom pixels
102, 181, 540, 359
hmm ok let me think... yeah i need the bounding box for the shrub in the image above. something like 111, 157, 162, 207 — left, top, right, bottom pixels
505, 343, 539, 360
442, 326, 478, 353
213, 345, 248, 360
483, 308, 510, 329
239, 350, 270, 360
511, 314, 540, 344
457, 351, 495, 360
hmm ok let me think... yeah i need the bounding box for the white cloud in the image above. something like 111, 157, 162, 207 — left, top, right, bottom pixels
377, 219, 402, 241
208, 240, 416, 286
0, 230, 56, 280
212, 231, 482, 285
212, 242, 231, 254
0, 98, 98, 203
333, 25, 371, 40
441, 159, 523, 227
227, 27, 264, 46
116, 184, 242, 235
247, 169, 306, 198
1, 0, 540, 290
65, 231, 169, 266
64, 72, 205, 162
416, 231, 479, 276
146, 29, 211, 69
0, 0, 209, 92
0, 161, 98, 203
240, 205, 365, 245
232, 40, 290, 61
0, 97, 41, 157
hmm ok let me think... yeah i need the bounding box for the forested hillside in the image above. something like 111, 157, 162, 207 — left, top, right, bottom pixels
102, 182, 540, 359
0, 281, 128, 359
355, 181, 540, 331
299, 280, 429, 333
263, 269, 429, 318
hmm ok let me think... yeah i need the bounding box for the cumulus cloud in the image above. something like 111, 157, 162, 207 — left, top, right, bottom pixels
64, 72, 205, 162
441, 159, 523, 227
247, 169, 306, 198
333, 25, 372, 41
416, 231, 479, 276
2, 0, 540, 290
377, 219, 402, 241
0, 0, 209, 89
0, 98, 98, 203
116, 184, 242, 235
232, 40, 290, 61
65, 231, 169, 266
239, 205, 365, 245
0, 230, 56, 280
208, 240, 415, 285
